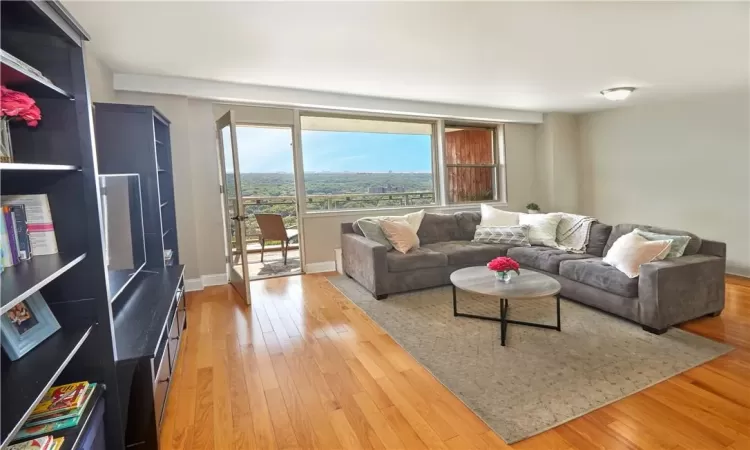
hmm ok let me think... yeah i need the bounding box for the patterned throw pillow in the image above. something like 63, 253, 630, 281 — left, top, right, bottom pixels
473, 225, 531, 246
633, 228, 691, 258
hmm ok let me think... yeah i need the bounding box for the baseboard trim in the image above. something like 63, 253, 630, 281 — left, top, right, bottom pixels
202, 273, 229, 287
184, 273, 229, 292
305, 261, 336, 273
184, 278, 203, 292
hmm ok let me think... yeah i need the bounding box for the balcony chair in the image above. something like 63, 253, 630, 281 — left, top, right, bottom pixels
255, 213, 298, 265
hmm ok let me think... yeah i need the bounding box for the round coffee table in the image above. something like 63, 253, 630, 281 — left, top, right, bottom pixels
450, 267, 562, 346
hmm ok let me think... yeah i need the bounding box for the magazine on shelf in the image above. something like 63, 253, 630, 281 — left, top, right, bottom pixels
30, 381, 89, 420
1, 195, 57, 256
24, 383, 97, 427
7, 435, 53, 450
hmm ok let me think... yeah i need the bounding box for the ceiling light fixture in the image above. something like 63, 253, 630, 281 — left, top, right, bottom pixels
600, 87, 636, 101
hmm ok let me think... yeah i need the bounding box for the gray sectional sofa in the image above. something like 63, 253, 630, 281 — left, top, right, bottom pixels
341, 212, 726, 334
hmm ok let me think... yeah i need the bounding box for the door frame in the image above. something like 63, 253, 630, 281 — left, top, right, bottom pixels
216, 110, 252, 303
231, 119, 306, 274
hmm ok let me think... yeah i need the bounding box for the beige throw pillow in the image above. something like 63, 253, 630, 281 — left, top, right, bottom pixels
380, 220, 420, 254
603, 232, 673, 278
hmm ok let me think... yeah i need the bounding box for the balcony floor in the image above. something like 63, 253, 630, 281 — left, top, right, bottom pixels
233, 247, 301, 280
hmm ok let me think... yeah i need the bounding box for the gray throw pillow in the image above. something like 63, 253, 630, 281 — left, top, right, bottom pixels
473, 225, 531, 246
633, 228, 691, 258
354, 218, 393, 250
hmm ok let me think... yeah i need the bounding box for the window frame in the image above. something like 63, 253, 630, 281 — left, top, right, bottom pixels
298, 111, 440, 214
442, 122, 506, 205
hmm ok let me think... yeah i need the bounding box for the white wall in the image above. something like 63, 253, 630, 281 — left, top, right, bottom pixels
83, 44, 115, 102
534, 113, 580, 213
579, 92, 750, 275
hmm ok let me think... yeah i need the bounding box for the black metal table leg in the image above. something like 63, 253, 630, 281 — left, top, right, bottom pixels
500, 298, 508, 346
452, 286, 561, 346
452, 285, 457, 316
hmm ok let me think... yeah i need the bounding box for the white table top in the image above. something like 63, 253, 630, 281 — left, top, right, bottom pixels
450, 267, 561, 299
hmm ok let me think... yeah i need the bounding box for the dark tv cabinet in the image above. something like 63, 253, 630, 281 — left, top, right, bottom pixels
0, 1, 122, 448
94, 103, 186, 449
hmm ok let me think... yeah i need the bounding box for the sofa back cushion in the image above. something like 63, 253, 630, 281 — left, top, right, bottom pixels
604, 223, 702, 257
455, 211, 481, 240
417, 213, 461, 245
586, 222, 612, 257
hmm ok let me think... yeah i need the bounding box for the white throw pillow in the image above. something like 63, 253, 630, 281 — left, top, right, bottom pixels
518, 212, 562, 247
479, 204, 519, 227
603, 232, 673, 278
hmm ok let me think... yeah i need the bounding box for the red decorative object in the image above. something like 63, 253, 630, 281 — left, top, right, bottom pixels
487, 256, 520, 274
1, 85, 41, 127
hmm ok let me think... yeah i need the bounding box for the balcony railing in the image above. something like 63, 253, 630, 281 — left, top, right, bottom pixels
227, 191, 434, 247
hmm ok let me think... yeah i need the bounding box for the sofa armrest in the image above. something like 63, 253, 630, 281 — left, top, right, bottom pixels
341, 233, 389, 296
638, 254, 725, 329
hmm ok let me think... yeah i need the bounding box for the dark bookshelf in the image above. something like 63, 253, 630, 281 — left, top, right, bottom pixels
0, 1, 124, 448
0, 253, 86, 314
1, 50, 73, 99
94, 103, 180, 269
1, 325, 92, 444
94, 103, 186, 448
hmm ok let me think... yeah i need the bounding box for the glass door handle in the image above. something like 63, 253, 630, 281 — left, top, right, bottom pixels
231, 215, 248, 221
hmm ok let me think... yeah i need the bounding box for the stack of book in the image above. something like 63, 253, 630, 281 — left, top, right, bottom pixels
11, 381, 96, 444
1, 194, 57, 268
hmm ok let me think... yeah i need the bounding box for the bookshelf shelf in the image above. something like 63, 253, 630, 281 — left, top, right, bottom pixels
54, 384, 104, 450
0, 50, 73, 99
160, 201, 168, 208
0, 253, 87, 315
154, 139, 164, 146
0, 325, 93, 447
162, 228, 171, 238
0, 163, 79, 172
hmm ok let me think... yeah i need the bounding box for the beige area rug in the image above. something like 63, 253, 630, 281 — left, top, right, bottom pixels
327, 275, 732, 444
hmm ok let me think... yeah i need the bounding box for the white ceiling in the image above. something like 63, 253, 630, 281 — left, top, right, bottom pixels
66, 1, 749, 112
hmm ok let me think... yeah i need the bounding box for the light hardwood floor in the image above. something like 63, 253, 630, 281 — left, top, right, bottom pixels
159, 274, 750, 450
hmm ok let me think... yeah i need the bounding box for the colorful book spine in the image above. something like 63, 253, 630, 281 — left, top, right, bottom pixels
25, 383, 96, 426
3, 206, 19, 265
1, 210, 14, 267
10, 204, 31, 260
1, 195, 58, 256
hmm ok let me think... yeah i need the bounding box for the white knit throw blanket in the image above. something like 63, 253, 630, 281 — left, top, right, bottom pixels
556, 213, 596, 253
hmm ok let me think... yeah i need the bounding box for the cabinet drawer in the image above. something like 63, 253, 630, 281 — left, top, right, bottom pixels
167, 309, 180, 370
177, 288, 186, 330
152, 336, 170, 424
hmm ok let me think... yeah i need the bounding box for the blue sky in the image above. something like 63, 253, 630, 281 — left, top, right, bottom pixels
226, 126, 432, 173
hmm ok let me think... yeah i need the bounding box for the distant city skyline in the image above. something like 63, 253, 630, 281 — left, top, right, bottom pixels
226, 126, 433, 173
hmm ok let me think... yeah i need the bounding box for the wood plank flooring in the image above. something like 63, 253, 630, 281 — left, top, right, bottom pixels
159, 274, 750, 449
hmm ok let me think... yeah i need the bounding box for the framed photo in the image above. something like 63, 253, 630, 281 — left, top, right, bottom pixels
1, 293, 61, 361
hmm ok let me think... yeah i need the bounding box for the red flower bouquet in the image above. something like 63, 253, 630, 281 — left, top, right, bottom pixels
1, 86, 41, 127
487, 256, 520, 282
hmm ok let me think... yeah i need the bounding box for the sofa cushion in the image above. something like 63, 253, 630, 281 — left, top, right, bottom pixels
508, 246, 596, 274
586, 222, 612, 257
453, 211, 482, 241
386, 248, 448, 273
559, 258, 639, 298
422, 241, 512, 266
417, 213, 461, 245
455, 211, 481, 241
604, 224, 701, 257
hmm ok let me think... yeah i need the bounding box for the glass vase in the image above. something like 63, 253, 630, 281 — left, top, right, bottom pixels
494, 271, 512, 283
